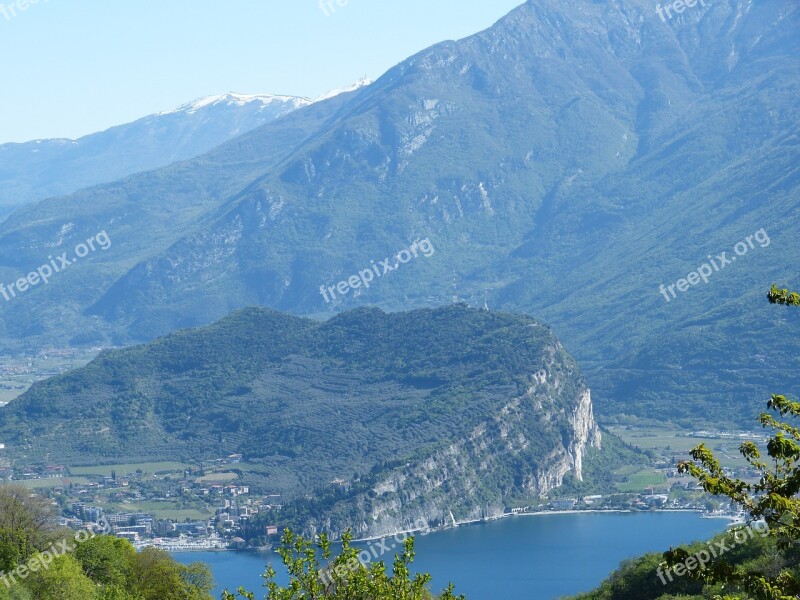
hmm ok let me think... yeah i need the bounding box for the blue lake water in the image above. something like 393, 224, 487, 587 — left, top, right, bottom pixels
175, 511, 727, 599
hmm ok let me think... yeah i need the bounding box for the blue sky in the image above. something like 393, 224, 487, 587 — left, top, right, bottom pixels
0, 0, 524, 143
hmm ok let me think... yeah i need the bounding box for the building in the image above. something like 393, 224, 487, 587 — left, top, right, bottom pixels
86, 507, 104, 523
156, 521, 177, 535
107, 513, 135, 526
643, 495, 669, 507
551, 499, 577, 511
174, 522, 209, 536
115, 525, 149, 537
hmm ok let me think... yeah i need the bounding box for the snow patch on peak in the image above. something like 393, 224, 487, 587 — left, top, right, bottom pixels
314, 78, 373, 102
157, 77, 372, 118
160, 93, 312, 116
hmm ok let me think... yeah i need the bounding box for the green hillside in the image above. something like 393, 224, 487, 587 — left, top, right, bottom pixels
0, 305, 602, 508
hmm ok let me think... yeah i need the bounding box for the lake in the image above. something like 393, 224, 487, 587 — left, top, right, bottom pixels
175, 511, 727, 599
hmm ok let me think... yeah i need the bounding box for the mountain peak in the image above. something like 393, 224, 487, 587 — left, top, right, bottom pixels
159, 78, 373, 117
314, 77, 373, 102
159, 92, 312, 116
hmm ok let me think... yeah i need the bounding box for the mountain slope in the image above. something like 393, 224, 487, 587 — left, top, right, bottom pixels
0, 93, 313, 216
0, 87, 364, 348
0, 305, 602, 536
0, 0, 797, 425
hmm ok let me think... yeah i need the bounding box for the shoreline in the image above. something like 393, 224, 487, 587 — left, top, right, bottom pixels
160, 508, 732, 551
350, 508, 631, 542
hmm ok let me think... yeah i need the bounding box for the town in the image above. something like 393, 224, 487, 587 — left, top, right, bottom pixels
0, 432, 758, 552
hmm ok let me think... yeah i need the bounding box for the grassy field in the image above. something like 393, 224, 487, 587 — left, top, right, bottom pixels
1, 477, 91, 489
612, 429, 699, 451
615, 469, 667, 492
195, 472, 238, 483
610, 427, 757, 469
0, 384, 31, 404
69, 462, 191, 476
102, 500, 213, 520
0, 350, 99, 403
142, 508, 211, 520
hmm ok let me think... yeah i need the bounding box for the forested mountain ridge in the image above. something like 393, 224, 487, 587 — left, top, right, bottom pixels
0, 0, 796, 426
0, 305, 608, 536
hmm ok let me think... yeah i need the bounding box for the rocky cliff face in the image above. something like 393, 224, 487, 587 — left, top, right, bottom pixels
0, 302, 605, 541
569, 388, 602, 483
313, 341, 602, 539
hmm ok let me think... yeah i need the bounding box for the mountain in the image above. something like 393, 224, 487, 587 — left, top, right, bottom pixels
0, 0, 797, 427
0, 305, 607, 537
0, 93, 308, 217
0, 86, 362, 347
0, 80, 370, 217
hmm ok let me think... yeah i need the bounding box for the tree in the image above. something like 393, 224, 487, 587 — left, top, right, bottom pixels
0, 533, 20, 574
768, 285, 800, 306
0, 582, 33, 600
96, 585, 145, 600
667, 285, 800, 600
0, 486, 55, 564
222, 529, 466, 600
25, 554, 97, 600
74, 535, 136, 588
0, 487, 214, 599
130, 548, 214, 600
180, 562, 215, 599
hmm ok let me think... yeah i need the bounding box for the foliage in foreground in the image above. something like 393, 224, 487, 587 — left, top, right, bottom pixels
669, 391, 800, 600
222, 529, 465, 600
570, 287, 800, 600
767, 285, 800, 307
0, 485, 213, 600
568, 529, 797, 600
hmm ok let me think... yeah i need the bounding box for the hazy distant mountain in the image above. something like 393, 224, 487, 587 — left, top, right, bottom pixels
0, 0, 797, 426
0, 80, 371, 216
0, 304, 610, 538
